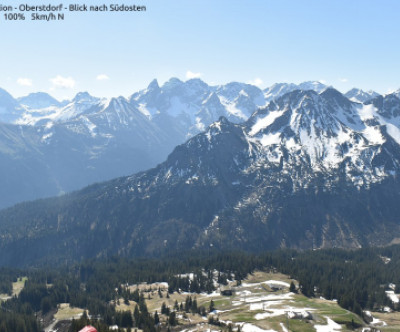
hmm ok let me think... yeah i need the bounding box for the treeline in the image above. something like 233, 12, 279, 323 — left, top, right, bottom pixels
0, 311, 40, 332
69, 294, 157, 332
2, 246, 400, 330
268, 247, 400, 315
73, 246, 400, 315
0, 252, 256, 331
0, 268, 19, 295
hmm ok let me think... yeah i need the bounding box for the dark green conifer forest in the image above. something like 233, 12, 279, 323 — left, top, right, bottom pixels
1, 246, 400, 331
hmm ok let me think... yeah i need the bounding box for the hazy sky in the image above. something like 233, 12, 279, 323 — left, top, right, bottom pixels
1, 0, 400, 100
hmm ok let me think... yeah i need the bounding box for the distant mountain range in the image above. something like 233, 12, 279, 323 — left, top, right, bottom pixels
1, 78, 375, 209
2, 83, 400, 266
0, 78, 265, 208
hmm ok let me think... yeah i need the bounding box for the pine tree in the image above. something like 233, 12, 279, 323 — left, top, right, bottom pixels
154, 311, 159, 325
168, 312, 176, 326
191, 298, 198, 313
184, 296, 190, 312
199, 306, 206, 316
161, 302, 167, 315
134, 305, 140, 325
139, 293, 148, 314
158, 287, 163, 298
209, 299, 215, 313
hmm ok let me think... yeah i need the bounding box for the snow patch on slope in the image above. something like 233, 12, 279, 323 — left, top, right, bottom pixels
314, 317, 341, 332
249, 110, 285, 136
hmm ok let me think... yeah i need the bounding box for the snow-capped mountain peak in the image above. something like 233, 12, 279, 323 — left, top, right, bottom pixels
263, 81, 328, 103
147, 78, 160, 91
3, 80, 400, 256
245, 89, 400, 187
162, 77, 184, 92
0, 88, 23, 123
17, 92, 62, 109
392, 88, 400, 99
72, 91, 100, 103
344, 88, 380, 103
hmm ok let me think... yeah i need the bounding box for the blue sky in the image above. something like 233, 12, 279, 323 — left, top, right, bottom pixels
1, 0, 400, 100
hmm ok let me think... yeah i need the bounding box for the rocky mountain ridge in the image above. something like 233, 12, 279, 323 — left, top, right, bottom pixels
0, 78, 343, 209
1, 87, 400, 266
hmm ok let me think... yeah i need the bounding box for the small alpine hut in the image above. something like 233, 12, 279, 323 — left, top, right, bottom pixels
79, 326, 98, 332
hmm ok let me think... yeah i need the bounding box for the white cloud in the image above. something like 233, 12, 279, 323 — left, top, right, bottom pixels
96, 74, 109, 81
17, 78, 32, 87
247, 78, 263, 87
319, 79, 327, 84
186, 70, 202, 79
339, 78, 348, 83
50, 75, 75, 89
